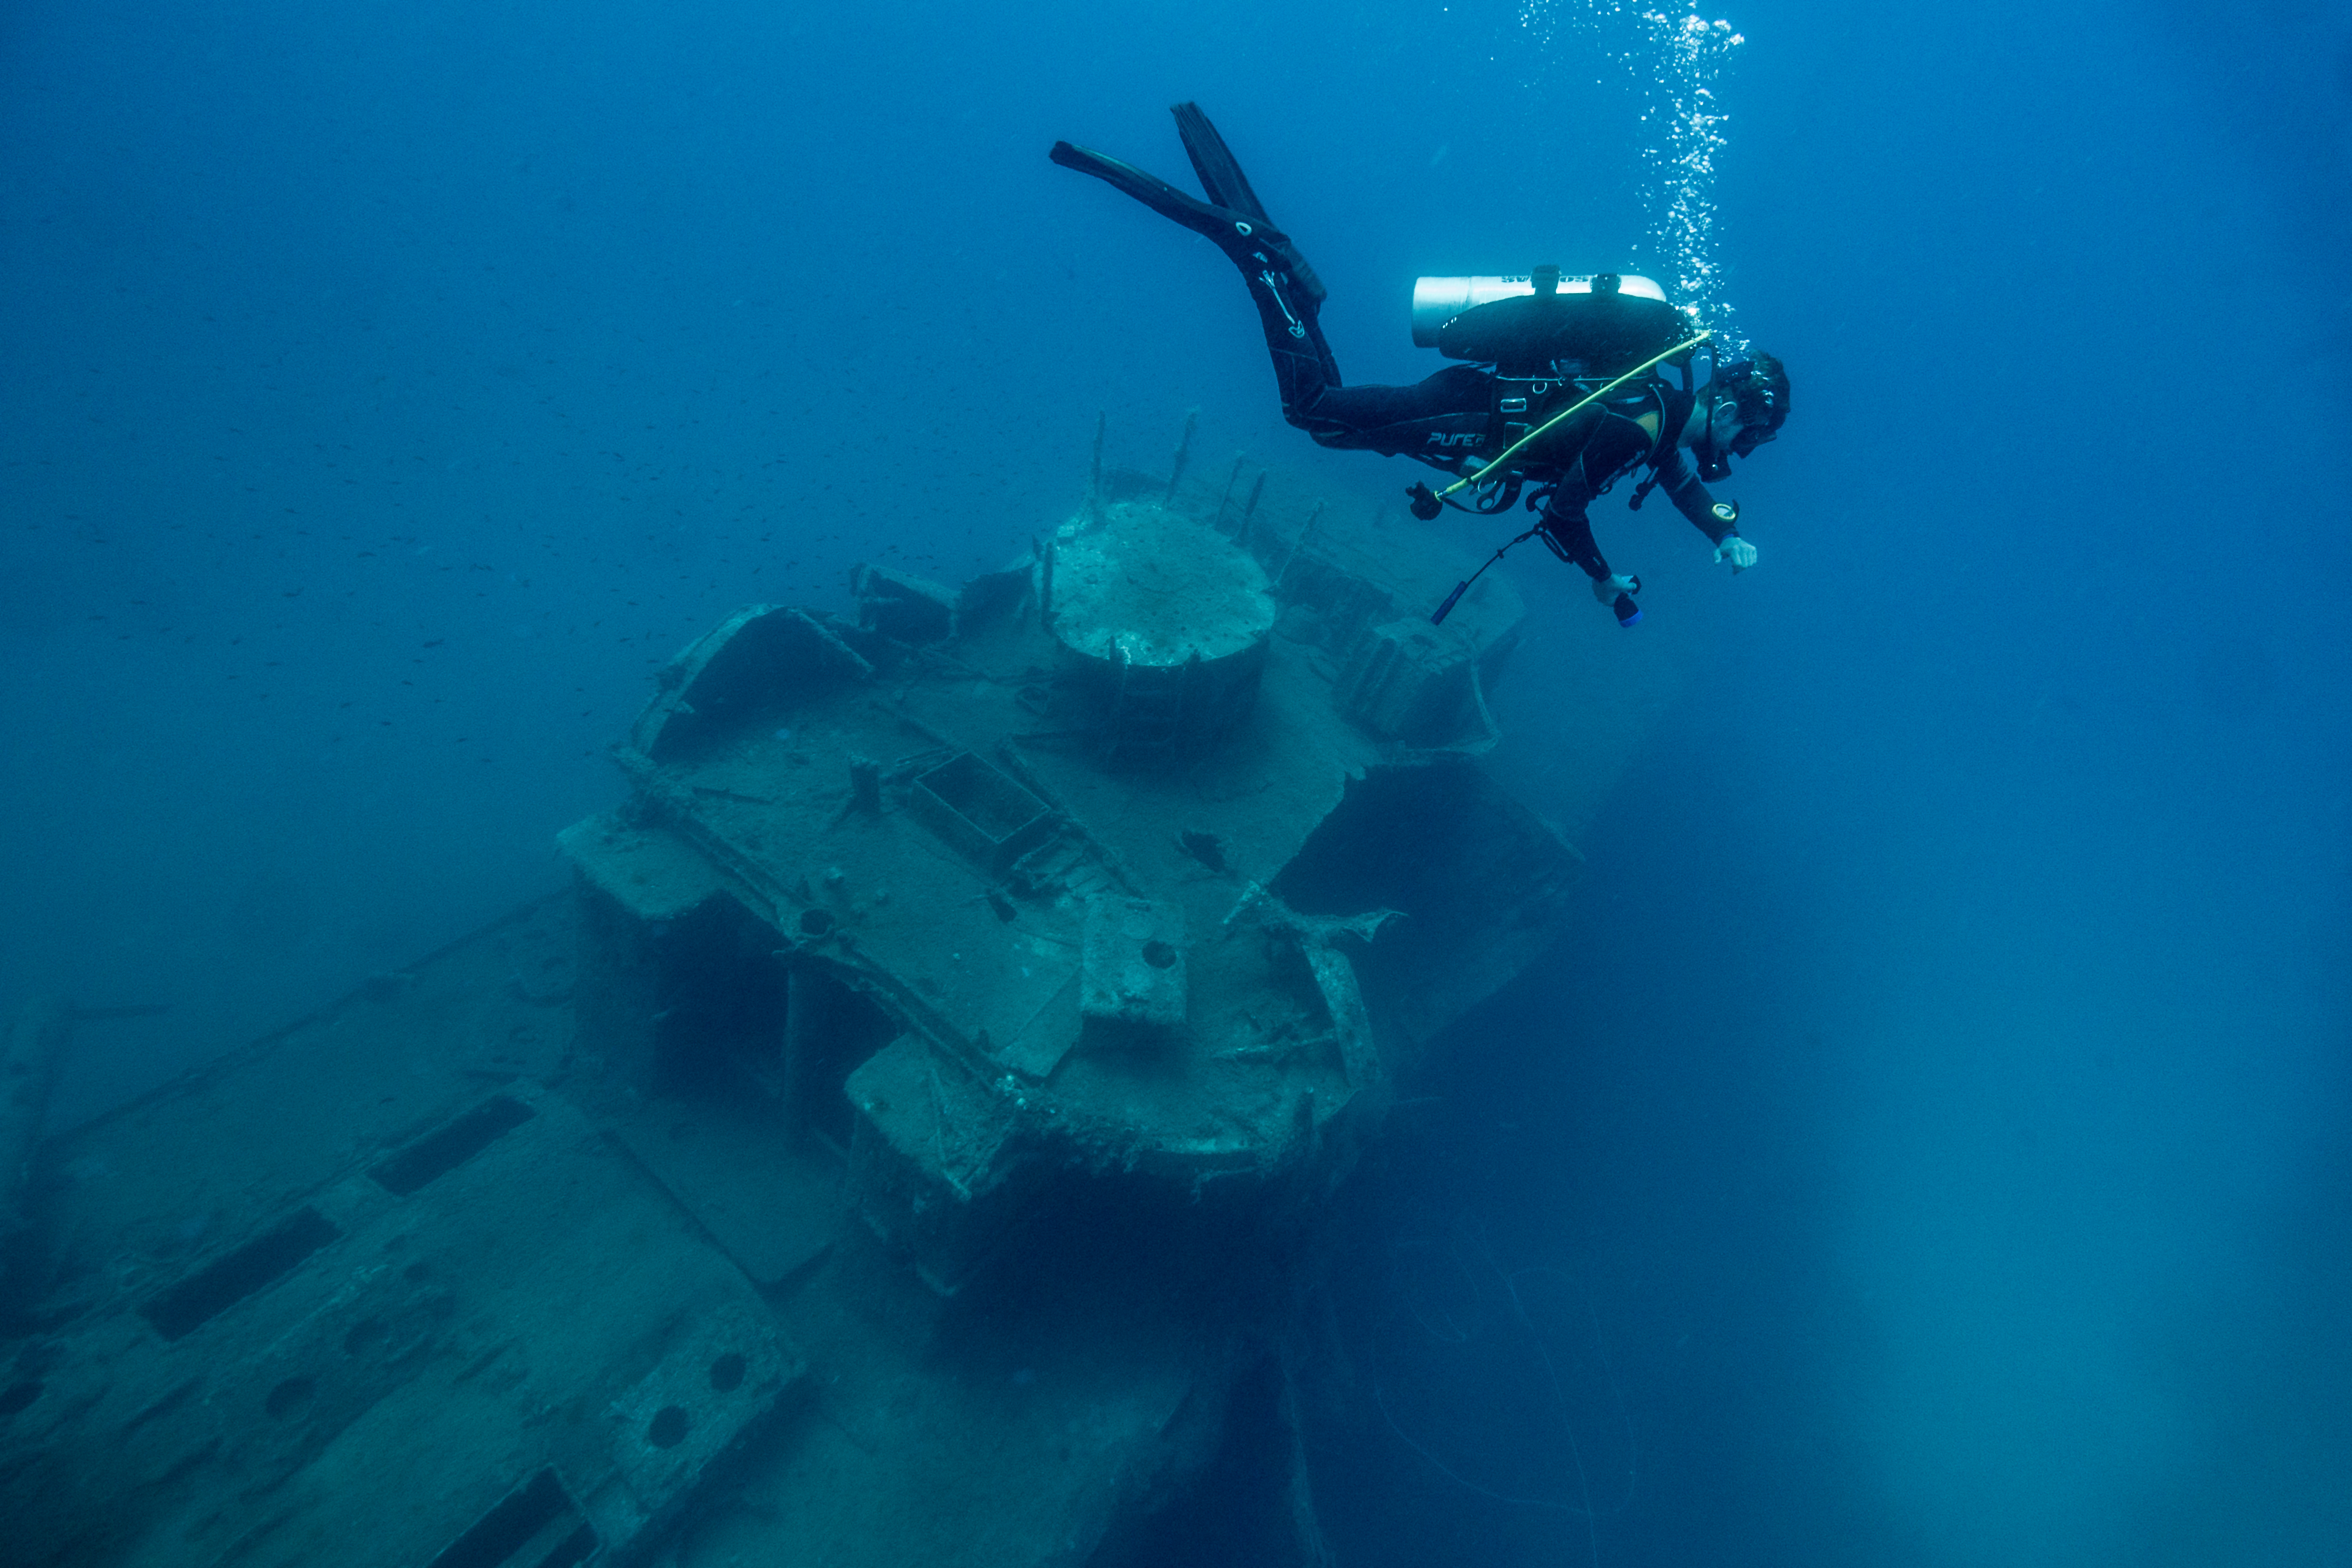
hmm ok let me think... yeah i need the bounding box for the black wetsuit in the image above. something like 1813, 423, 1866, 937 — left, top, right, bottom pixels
1051, 112, 1738, 590
1262, 338, 1736, 583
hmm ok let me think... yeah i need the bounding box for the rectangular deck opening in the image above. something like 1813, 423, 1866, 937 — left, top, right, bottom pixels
371, 1095, 536, 1196
911, 751, 1051, 868
426, 1466, 597, 1568
140, 1206, 342, 1342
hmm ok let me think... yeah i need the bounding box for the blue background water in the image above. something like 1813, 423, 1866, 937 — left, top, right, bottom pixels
4, 0, 2348, 1561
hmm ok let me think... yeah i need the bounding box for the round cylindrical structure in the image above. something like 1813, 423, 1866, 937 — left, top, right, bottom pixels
1045, 503, 1276, 771
1410, 271, 1670, 347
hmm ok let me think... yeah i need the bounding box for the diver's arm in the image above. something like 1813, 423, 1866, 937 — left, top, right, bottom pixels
1538, 484, 1644, 625
1653, 446, 1729, 541
1654, 446, 1755, 568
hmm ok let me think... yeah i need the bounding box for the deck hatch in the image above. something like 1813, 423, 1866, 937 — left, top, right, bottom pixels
424, 1466, 597, 1568
371, 1094, 536, 1196
139, 1205, 342, 1342
910, 752, 1054, 868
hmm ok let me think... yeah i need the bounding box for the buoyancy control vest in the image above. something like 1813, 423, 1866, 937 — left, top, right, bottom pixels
1415, 269, 1696, 478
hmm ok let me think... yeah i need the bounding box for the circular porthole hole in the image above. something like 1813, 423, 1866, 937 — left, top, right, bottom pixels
0, 1381, 42, 1418
343, 1317, 387, 1356
1141, 940, 1177, 970
798, 908, 836, 938
709, 1352, 747, 1393
647, 1404, 690, 1448
265, 1377, 316, 1419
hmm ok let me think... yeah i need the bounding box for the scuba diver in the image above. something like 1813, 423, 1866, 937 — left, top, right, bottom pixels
1050, 103, 1790, 627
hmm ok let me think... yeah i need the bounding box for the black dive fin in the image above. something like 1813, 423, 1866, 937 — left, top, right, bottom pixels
1051, 120, 1329, 310
1172, 101, 1269, 223
1049, 137, 1324, 299
1170, 102, 1326, 308
1050, 140, 1242, 246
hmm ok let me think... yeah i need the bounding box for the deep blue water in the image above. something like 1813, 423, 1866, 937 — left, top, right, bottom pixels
5, 1, 2349, 1562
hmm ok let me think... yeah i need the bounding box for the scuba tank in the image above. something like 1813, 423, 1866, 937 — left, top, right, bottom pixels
1410, 268, 1688, 376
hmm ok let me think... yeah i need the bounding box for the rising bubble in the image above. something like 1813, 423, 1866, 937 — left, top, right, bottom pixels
1518, 3, 1747, 343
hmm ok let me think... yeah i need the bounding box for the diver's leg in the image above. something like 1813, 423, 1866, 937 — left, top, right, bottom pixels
1170, 102, 1326, 307
1237, 259, 1347, 436
1163, 102, 1332, 381
1052, 135, 1345, 432
1049, 140, 1297, 272
1294, 365, 1492, 457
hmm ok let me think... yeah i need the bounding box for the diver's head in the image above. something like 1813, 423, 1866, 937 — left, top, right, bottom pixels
1696, 349, 1790, 480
